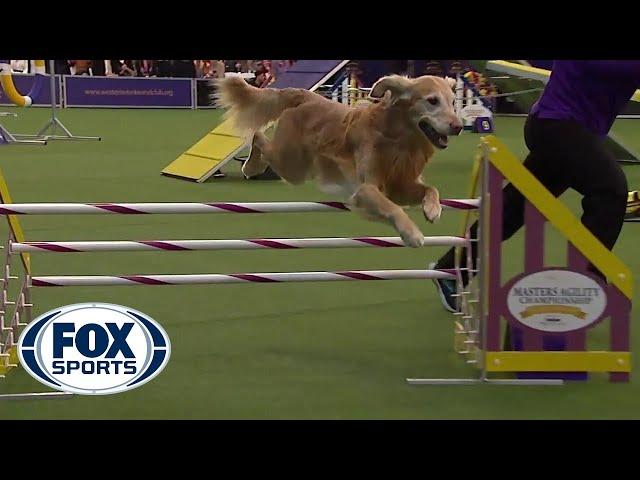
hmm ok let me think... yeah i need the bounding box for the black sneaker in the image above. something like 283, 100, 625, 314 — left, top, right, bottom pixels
428, 262, 459, 313
626, 191, 640, 221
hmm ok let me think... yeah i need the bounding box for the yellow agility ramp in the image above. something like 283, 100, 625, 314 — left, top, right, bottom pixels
161, 119, 246, 182
162, 60, 351, 182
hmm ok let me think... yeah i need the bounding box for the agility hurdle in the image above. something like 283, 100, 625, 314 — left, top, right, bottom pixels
0, 190, 478, 398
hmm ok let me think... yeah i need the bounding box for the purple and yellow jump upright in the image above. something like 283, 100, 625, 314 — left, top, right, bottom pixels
482, 136, 631, 383
409, 135, 632, 385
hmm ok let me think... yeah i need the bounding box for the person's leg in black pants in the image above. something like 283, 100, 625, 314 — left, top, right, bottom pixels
434, 115, 628, 296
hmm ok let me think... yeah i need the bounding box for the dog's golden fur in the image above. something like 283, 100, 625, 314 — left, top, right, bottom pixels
215, 74, 461, 247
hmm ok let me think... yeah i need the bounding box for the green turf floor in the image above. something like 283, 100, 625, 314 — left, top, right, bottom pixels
0, 107, 639, 419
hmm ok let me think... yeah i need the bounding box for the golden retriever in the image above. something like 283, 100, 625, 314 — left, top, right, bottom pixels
215, 74, 462, 247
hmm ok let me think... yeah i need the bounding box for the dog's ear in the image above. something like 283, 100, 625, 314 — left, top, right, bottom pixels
444, 76, 457, 90
369, 75, 413, 104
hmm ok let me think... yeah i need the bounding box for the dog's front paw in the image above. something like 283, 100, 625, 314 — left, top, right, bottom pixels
422, 200, 442, 223
399, 225, 425, 248
422, 190, 442, 223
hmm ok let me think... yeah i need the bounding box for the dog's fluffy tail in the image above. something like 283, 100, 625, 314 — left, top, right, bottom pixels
214, 77, 315, 137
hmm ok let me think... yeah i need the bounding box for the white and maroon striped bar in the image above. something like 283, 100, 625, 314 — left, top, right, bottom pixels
30, 269, 457, 287
0, 199, 479, 215
13, 236, 468, 253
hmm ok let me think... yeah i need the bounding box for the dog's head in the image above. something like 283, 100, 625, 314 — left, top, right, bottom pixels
369, 75, 462, 149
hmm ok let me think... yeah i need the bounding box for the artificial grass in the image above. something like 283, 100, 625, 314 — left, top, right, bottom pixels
0, 107, 638, 419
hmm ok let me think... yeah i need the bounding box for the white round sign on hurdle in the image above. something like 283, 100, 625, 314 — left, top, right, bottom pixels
506, 269, 607, 333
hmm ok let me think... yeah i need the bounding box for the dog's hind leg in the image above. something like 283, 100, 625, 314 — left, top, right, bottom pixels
242, 119, 312, 185
241, 131, 270, 179
255, 112, 313, 185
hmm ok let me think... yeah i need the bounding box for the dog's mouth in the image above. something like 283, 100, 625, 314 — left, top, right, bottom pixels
418, 120, 448, 149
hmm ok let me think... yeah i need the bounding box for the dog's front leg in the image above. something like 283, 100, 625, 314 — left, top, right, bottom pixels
392, 182, 442, 224
421, 185, 442, 224
349, 184, 424, 247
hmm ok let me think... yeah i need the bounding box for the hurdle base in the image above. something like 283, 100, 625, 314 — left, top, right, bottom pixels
0, 125, 47, 146
29, 116, 101, 142
0, 392, 74, 401
406, 378, 564, 386
15, 134, 102, 142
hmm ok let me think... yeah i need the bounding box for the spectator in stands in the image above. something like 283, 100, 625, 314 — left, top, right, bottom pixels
10, 60, 28, 73
448, 61, 464, 77
194, 60, 208, 78
172, 60, 196, 78
211, 60, 225, 79
247, 65, 268, 87
71, 60, 91, 75
50, 60, 71, 75
109, 60, 136, 76
131, 60, 153, 77
153, 60, 193, 78
425, 61, 444, 77
90, 60, 106, 76
224, 60, 239, 73
391, 60, 409, 76
105, 61, 117, 76
156, 60, 173, 78
50, 59, 287, 79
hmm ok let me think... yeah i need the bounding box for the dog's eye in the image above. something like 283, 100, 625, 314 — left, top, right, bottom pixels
427, 97, 439, 106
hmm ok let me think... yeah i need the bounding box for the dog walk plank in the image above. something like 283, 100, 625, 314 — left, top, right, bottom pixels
162, 61, 348, 182
161, 119, 245, 182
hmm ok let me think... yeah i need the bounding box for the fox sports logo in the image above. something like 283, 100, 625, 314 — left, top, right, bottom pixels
18, 303, 171, 395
